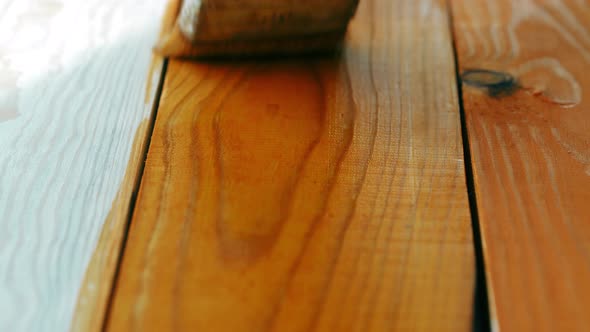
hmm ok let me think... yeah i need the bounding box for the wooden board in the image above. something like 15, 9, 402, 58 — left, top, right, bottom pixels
107, 0, 475, 331
450, 1, 590, 331
0, 0, 166, 331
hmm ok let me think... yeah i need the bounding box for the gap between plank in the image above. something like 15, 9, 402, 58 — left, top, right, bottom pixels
100, 58, 170, 332
445, 2, 492, 332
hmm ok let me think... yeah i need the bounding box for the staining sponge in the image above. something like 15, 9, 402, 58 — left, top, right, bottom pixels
156, 0, 360, 58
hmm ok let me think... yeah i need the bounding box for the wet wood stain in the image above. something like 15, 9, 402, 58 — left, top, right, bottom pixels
106, 0, 475, 331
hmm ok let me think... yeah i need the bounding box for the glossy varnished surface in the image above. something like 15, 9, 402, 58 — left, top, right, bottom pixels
451, 0, 590, 330
107, 0, 475, 331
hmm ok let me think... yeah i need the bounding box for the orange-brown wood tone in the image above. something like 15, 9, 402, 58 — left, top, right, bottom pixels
450, 1, 590, 331
106, 0, 475, 331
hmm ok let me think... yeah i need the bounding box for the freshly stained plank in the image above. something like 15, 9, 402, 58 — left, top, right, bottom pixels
0, 0, 166, 331
108, 0, 475, 331
450, 1, 590, 331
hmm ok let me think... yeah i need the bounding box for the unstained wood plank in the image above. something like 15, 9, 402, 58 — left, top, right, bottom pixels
107, 0, 475, 331
0, 0, 167, 331
450, 0, 590, 331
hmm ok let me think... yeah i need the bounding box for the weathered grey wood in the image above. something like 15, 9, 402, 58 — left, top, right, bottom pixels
0, 0, 166, 330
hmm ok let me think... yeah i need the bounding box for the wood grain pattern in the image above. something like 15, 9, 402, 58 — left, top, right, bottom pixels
0, 0, 166, 331
450, 0, 590, 331
108, 0, 475, 331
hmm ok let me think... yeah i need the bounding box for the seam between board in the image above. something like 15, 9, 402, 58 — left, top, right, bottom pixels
100, 58, 170, 332
444, 2, 492, 332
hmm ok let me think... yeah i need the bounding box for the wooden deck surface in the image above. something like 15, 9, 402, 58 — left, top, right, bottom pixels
0, 0, 589, 331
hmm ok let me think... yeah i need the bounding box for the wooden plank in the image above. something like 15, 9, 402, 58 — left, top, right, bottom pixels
107, 0, 475, 331
0, 0, 167, 331
450, 1, 590, 331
